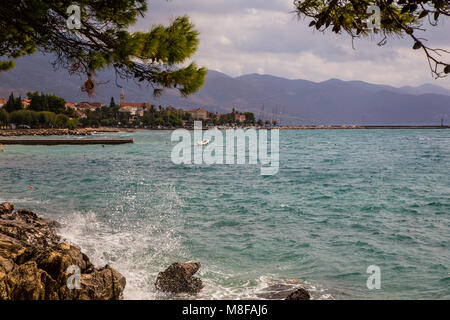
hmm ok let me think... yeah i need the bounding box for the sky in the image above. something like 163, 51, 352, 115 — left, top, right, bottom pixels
135, 0, 450, 89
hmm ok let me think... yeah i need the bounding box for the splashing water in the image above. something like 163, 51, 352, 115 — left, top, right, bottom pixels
1, 129, 449, 299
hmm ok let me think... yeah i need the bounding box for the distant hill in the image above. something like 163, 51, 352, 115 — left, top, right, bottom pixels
0, 53, 449, 125
398, 83, 450, 96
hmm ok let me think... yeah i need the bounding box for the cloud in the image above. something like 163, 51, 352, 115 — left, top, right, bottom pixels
219, 35, 232, 46
136, 0, 450, 89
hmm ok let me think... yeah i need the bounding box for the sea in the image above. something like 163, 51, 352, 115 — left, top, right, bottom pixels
0, 129, 449, 299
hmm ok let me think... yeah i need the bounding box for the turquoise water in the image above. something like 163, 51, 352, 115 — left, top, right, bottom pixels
0, 129, 449, 299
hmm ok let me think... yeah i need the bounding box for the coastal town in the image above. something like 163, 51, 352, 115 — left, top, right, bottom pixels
2, 91, 448, 136
0, 89, 259, 131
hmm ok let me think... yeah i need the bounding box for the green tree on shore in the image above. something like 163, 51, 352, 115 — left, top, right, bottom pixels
110, 97, 117, 108
28, 92, 65, 113
38, 111, 56, 127
3, 109, 78, 129
0, 0, 206, 96
10, 110, 37, 127
244, 112, 256, 125
4, 93, 22, 113
0, 109, 9, 128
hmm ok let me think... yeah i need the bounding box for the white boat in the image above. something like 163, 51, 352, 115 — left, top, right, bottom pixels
196, 139, 210, 146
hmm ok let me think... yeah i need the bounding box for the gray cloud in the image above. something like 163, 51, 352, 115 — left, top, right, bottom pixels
136, 0, 450, 89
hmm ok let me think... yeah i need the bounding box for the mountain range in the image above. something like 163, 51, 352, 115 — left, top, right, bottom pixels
1, 53, 449, 125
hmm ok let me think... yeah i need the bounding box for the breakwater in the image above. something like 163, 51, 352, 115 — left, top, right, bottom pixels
274, 125, 450, 130
0, 138, 134, 145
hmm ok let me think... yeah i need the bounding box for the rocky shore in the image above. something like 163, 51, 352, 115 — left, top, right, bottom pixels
0, 127, 131, 137
0, 201, 311, 300
0, 202, 125, 300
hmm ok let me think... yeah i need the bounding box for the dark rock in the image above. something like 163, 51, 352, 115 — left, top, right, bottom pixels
0, 202, 14, 215
0, 207, 62, 248
16, 209, 38, 220
155, 262, 203, 294
285, 288, 311, 300
3, 261, 59, 300
60, 265, 127, 300
257, 283, 298, 300
0, 202, 126, 300
255, 278, 308, 300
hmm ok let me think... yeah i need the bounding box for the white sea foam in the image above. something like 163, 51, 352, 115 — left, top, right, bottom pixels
58, 184, 187, 300
57, 206, 332, 300
195, 273, 333, 300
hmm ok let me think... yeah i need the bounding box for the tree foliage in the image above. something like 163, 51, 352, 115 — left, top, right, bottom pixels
0, 109, 9, 128
0, 0, 206, 96
109, 97, 116, 108
28, 91, 64, 112
4, 93, 23, 113
294, 0, 450, 78
3, 109, 78, 129
81, 104, 188, 128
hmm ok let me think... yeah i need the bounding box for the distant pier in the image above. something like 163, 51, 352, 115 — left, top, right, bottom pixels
272, 125, 450, 130
0, 138, 134, 146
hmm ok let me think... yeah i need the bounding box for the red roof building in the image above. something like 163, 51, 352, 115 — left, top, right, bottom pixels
235, 113, 246, 123
120, 102, 150, 108
22, 99, 31, 107
119, 88, 150, 109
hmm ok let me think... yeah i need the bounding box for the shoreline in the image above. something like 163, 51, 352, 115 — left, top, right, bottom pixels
137, 125, 450, 130
0, 125, 448, 138
270, 125, 450, 130
0, 127, 134, 137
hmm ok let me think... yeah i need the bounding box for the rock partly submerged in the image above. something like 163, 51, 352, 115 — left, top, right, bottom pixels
155, 262, 203, 294
255, 278, 312, 300
0, 202, 126, 300
285, 288, 311, 300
